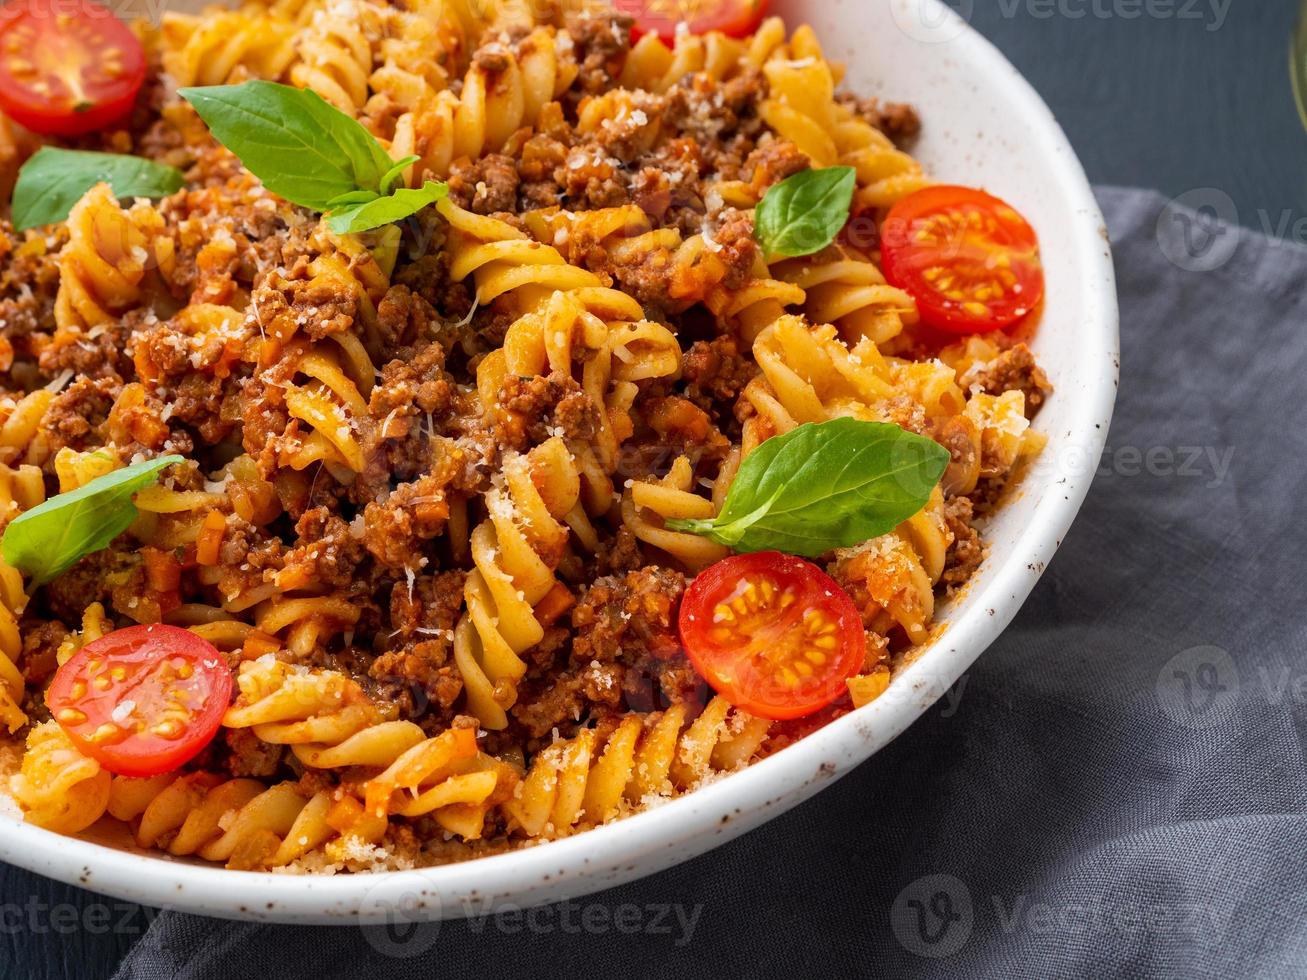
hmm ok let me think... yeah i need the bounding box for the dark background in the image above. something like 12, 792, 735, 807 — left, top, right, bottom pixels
4, 1, 1304, 977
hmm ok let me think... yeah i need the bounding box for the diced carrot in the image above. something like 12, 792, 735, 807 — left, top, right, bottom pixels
326, 793, 365, 832
141, 547, 181, 592
533, 582, 576, 628
195, 510, 227, 566
240, 631, 281, 661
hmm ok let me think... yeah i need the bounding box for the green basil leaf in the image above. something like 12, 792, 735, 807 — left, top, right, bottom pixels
665, 418, 949, 558
1, 455, 184, 586
11, 147, 184, 231
325, 189, 382, 209
380, 155, 420, 196
754, 166, 857, 259
325, 181, 448, 234
179, 81, 394, 209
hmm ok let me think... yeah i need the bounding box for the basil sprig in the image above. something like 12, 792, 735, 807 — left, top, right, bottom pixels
754, 166, 857, 259
666, 419, 948, 558
1, 455, 183, 586
10, 148, 184, 231
179, 81, 445, 234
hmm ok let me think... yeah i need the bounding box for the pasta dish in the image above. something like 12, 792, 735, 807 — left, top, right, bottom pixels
0, 0, 1051, 872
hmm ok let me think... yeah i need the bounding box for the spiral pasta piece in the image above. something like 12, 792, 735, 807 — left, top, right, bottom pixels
706, 252, 806, 344
618, 15, 787, 93
290, 0, 381, 112
356, 726, 510, 840
225, 659, 503, 832
504, 697, 771, 837
160, 3, 301, 87
53, 184, 154, 332
257, 332, 377, 483
454, 436, 579, 730
390, 26, 576, 182
91, 660, 507, 866
963, 390, 1045, 481
0, 390, 53, 469
438, 198, 607, 310
758, 25, 928, 211
109, 771, 340, 870
830, 486, 951, 645
621, 455, 731, 572
10, 722, 112, 834
0, 558, 28, 733
477, 288, 678, 512
772, 246, 919, 348
740, 314, 899, 449
250, 595, 362, 657
223, 656, 380, 750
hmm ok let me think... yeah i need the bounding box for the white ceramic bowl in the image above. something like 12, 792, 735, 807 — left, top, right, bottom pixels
0, 0, 1118, 922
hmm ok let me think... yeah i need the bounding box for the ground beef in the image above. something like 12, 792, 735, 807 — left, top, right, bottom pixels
593, 525, 645, 576
836, 93, 922, 146
369, 571, 467, 719
362, 473, 455, 569
511, 661, 626, 742
740, 139, 810, 194
252, 265, 357, 342
206, 517, 285, 608
518, 131, 571, 209
639, 396, 730, 464
280, 507, 368, 590
168, 372, 233, 445
495, 372, 598, 450
447, 154, 521, 214
558, 144, 631, 209
571, 567, 686, 666
941, 495, 985, 591
41, 376, 120, 454
371, 341, 455, 420
0, 224, 64, 355
967, 343, 1053, 416
41, 546, 163, 625
18, 621, 69, 687
710, 208, 761, 290
565, 10, 632, 97
509, 567, 687, 738
391, 239, 473, 324
222, 728, 285, 778
374, 284, 443, 352
37, 314, 134, 380
682, 336, 757, 407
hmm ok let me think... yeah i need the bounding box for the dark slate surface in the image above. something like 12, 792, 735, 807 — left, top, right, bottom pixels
3, 2, 1303, 977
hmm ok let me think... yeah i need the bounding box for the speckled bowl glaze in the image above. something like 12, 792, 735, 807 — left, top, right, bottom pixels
0, 0, 1118, 922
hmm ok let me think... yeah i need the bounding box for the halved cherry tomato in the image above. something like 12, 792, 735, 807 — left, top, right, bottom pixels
881, 185, 1045, 335
616, 0, 770, 45
46, 625, 232, 777
0, 0, 146, 137
679, 552, 865, 720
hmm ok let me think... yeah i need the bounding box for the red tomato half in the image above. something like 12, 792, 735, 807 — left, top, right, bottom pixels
881, 185, 1045, 335
616, 0, 769, 45
47, 625, 233, 777
679, 552, 865, 720
0, 0, 146, 136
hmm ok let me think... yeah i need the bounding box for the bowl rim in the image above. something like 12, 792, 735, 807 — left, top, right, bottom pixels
0, 0, 1120, 923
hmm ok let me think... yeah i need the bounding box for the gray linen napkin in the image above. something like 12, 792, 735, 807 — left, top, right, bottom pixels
110, 187, 1307, 979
